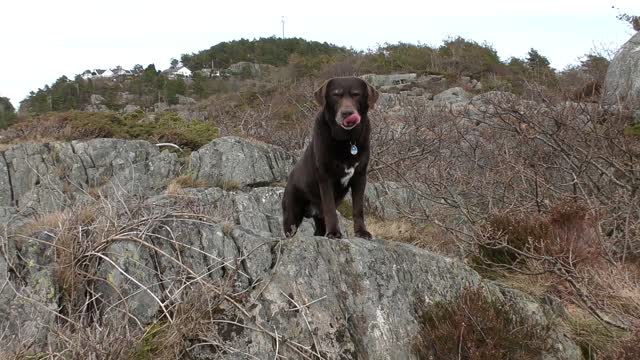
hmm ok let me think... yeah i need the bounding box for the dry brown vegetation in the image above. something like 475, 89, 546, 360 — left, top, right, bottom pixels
362, 88, 640, 355
413, 287, 551, 359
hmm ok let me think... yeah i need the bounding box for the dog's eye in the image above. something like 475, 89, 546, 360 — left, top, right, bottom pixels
351, 92, 361, 98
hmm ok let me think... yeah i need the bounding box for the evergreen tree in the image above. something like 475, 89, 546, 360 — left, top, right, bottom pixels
0, 97, 17, 128
526, 49, 551, 72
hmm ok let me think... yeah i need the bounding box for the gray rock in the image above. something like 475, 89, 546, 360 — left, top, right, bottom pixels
83, 104, 110, 112
90, 94, 106, 105
176, 108, 208, 122
401, 87, 425, 97
190, 136, 294, 188
364, 181, 431, 219
0, 139, 180, 214
176, 94, 196, 105
0, 232, 58, 354
361, 73, 417, 87
604, 31, 640, 107
227, 62, 265, 77
416, 74, 449, 94
0, 204, 580, 358
122, 104, 141, 114
116, 92, 137, 105
434, 87, 472, 104
153, 102, 169, 112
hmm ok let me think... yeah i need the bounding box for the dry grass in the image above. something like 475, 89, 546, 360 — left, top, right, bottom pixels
131, 285, 233, 360
566, 306, 633, 359
368, 217, 459, 256
208, 179, 241, 191
166, 175, 209, 195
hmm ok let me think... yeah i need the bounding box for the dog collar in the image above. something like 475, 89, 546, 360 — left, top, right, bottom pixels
350, 143, 358, 155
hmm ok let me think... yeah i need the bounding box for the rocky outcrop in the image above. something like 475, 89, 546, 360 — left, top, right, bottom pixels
122, 104, 141, 114
604, 31, 640, 107
0, 139, 180, 214
226, 62, 275, 77
190, 136, 294, 188
1, 189, 580, 359
433, 86, 472, 104
0, 136, 581, 358
361, 73, 418, 87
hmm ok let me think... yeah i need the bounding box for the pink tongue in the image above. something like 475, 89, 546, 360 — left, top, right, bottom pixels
343, 113, 361, 126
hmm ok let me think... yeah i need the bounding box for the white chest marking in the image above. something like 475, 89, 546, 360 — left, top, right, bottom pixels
341, 163, 358, 187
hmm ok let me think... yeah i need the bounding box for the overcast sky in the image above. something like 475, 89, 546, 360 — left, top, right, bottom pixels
1, 0, 638, 108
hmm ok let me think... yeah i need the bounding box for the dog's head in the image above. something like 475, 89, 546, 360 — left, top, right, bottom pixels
314, 77, 379, 130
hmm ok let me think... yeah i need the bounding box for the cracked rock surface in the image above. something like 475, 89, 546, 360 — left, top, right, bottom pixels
0, 137, 581, 359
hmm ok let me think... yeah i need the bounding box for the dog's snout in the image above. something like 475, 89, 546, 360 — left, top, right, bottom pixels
341, 110, 355, 118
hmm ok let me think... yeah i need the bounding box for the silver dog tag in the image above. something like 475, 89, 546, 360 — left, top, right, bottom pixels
350, 144, 358, 155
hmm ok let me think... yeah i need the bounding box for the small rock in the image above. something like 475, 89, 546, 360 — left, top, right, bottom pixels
176, 94, 196, 105
90, 94, 106, 105
122, 104, 141, 114
433, 87, 472, 104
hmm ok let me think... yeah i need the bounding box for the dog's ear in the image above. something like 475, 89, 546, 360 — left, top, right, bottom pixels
364, 79, 379, 109
314, 79, 330, 107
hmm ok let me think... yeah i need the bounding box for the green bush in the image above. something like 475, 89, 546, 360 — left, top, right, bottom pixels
624, 124, 640, 136
3, 111, 218, 151
0, 97, 17, 129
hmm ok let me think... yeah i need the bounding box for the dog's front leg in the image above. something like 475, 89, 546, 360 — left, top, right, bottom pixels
318, 179, 341, 239
351, 172, 372, 239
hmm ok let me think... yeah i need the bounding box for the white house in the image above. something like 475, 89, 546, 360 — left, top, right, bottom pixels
101, 69, 114, 78
80, 70, 94, 80
174, 66, 192, 77
112, 66, 133, 76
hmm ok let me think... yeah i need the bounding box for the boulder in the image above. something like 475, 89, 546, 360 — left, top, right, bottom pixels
434, 87, 472, 104
604, 31, 640, 107
122, 104, 141, 114
153, 102, 169, 112
361, 73, 418, 87
0, 139, 180, 213
116, 92, 136, 105
89, 94, 106, 105
190, 136, 294, 188
227, 62, 266, 77
83, 104, 109, 112
176, 94, 196, 105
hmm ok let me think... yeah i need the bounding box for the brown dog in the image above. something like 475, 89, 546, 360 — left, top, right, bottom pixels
282, 77, 379, 239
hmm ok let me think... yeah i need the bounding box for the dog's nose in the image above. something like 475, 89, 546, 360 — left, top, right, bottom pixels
341, 110, 355, 118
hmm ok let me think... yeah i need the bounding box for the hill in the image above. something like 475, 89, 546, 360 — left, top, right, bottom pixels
180, 36, 352, 70
15, 36, 609, 119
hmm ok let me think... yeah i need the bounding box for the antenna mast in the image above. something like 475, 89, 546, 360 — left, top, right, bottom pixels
281, 16, 286, 38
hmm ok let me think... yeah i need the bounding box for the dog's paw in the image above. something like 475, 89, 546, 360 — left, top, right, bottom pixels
355, 230, 373, 239
326, 230, 343, 239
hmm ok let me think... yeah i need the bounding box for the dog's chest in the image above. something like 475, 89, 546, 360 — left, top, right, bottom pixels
339, 162, 359, 187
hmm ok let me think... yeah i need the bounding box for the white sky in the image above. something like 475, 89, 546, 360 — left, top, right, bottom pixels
1, 0, 638, 108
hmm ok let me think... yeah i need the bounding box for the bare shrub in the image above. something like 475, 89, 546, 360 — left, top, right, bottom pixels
479, 201, 602, 268
365, 88, 639, 335
204, 79, 316, 152
412, 287, 550, 359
